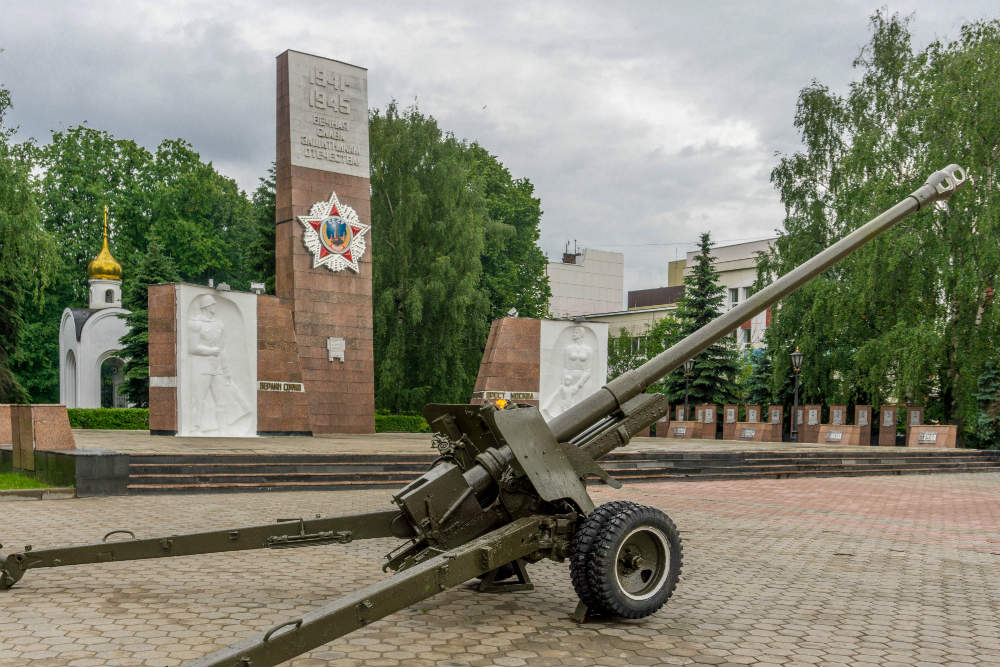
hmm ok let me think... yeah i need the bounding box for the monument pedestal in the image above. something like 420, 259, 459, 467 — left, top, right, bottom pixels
722, 404, 738, 440
668, 421, 699, 439
878, 405, 901, 446
906, 425, 957, 448
819, 425, 866, 446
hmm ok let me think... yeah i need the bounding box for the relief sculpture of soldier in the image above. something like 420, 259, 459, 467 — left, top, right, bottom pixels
543, 326, 593, 419
188, 294, 251, 433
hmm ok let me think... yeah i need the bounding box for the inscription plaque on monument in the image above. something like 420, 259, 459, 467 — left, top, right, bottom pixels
858, 408, 869, 427
770, 407, 780, 424
286, 51, 369, 178
832, 408, 843, 425
726, 408, 735, 423
826, 430, 843, 442
673, 426, 687, 436
808, 408, 819, 425
918, 431, 938, 444
741, 428, 756, 439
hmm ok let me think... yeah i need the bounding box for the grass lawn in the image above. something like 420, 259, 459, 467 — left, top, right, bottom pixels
0, 472, 50, 489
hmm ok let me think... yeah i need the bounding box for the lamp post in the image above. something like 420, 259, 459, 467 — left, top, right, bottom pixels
683, 358, 695, 421
790, 347, 804, 442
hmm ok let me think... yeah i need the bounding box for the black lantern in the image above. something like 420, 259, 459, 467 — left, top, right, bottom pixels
790, 348, 804, 373
790, 347, 804, 442
683, 358, 695, 421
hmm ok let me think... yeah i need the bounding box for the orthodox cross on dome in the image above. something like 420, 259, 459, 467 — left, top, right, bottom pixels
297, 192, 370, 273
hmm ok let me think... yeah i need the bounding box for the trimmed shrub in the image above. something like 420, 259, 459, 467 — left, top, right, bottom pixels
67, 408, 150, 430
375, 412, 430, 433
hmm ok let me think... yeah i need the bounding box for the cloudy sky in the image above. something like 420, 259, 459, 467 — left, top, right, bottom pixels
2, 1, 995, 299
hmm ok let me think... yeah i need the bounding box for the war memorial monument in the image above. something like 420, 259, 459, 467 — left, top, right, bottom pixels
2, 42, 997, 667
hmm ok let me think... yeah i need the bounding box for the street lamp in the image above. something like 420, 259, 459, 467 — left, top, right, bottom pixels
683, 358, 695, 420
790, 347, 804, 442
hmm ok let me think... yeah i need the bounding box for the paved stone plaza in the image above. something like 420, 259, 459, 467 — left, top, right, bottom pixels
2, 472, 999, 666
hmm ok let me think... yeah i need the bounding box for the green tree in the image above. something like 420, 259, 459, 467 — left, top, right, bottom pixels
119, 240, 179, 407
249, 164, 277, 293
660, 233, 741, 405
369, 102, 492, 411
968, 358, 1000, 449
468, 143, 550, 319
759, 12, 1000, 441
743, 348, 774, 406
0, 86, 57, 402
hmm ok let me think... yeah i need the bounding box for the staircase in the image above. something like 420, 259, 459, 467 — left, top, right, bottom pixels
126, 448, 1000, 494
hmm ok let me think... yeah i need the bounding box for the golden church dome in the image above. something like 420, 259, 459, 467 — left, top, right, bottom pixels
87, 206, 123, 281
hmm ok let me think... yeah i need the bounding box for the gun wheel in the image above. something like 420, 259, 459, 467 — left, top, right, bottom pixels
571, 503, 682, 618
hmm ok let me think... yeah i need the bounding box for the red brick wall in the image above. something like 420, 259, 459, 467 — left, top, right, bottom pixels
257, 296, 311, 434
148, 284, 177, 434
275, 53, 375, 434
471, 318, 541, 406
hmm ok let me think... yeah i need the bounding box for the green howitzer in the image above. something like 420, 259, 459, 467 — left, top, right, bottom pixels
0, 165, 968, 666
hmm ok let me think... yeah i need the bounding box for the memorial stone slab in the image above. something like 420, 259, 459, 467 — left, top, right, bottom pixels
878, 404, 901, 446
722, 404, 738, 440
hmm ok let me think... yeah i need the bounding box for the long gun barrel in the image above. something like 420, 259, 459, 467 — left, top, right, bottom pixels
1, 164, 969, 667
548, 164, 968, 443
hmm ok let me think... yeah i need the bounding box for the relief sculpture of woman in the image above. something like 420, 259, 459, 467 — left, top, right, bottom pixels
543, 326, 594, 420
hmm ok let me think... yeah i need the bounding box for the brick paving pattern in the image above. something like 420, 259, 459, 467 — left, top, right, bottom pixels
2, 472, 998, 666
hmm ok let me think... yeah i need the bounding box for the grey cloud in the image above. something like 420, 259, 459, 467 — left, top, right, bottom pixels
2, 0, 996, 297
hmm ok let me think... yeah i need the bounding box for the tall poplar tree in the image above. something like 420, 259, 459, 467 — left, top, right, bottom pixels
759, 11, 1000, 440
369, 103, 492, 411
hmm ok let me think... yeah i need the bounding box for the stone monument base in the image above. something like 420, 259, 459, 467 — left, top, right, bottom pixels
818, 425, 868, 446
734, 422, 780, 442
0, 404, 75, 450
668, 421, 700, 439
906, 425, 958, 448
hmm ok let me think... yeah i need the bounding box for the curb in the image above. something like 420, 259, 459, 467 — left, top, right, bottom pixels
0, 487, 76, 501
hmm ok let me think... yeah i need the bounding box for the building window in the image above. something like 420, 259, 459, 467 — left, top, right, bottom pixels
740, 328, 751, 349
105, 289, 114, 303
729, 288, 739, 308
742, 286, 754, 300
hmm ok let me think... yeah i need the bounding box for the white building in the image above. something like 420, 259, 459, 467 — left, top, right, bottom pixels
59, 214, 130, 408
546, 247, 624, 318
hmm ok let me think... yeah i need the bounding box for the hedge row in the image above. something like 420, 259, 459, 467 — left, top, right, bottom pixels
67, 408, 150, 430
66, 408, 429, 433
374, 413, 430, 433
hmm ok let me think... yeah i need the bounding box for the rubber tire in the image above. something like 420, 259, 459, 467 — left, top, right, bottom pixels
569, 500, 639, 614
575, 503, 682, 619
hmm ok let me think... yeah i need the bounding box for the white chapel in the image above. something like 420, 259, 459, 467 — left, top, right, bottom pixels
59, 208, 130, 408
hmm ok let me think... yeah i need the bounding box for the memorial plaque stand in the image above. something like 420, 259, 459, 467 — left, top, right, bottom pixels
11, 404, 34, 472
878, 404, 901, 446
905, 405, 924, 445
762, 405, 783, 442
722, 404, 738, 440
855, 405, 872, 446
696, 404, 717, 439
829, 404, 847, 427
653, 404, 671, 438
800, 404, 822, 443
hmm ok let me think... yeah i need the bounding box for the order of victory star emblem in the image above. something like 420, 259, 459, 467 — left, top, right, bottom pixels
298, 192, 370, 273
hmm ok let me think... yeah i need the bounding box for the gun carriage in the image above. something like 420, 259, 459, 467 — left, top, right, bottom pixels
0, 166, 967, 666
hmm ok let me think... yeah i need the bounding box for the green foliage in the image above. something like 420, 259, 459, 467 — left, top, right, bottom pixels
658, 233, 742, 405
760, 12, 1000, 441
374, 411, 430, 433
0, 86, 58, 402
120, 240, 179, 406
743, 348, 774, 406
66, 408, 150, 430
249, 164, 277, 294
12, 123, 268, 401
468, 143, 550, 319
968, 358, 1000, 449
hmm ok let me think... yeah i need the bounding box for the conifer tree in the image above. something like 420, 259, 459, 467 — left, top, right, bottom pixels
119, 239, 179, 407
743, 348, 774, 406
661, 233, 742, 405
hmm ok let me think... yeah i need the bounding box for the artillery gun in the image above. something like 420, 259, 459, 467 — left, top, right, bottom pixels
1, 165, 967, 666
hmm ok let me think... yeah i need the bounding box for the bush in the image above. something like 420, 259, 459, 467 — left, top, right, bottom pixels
375, 411, 430, 433
67, 408, 149, 430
